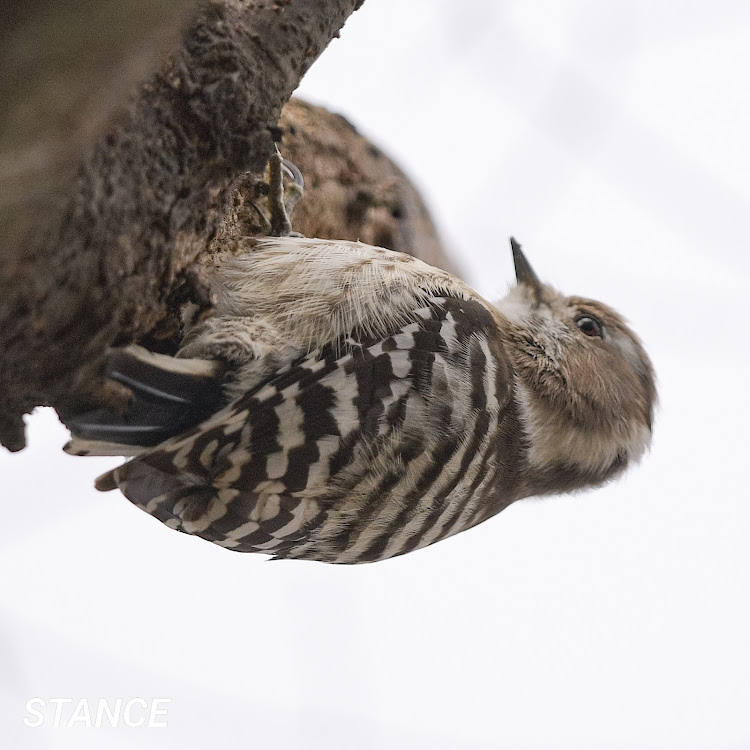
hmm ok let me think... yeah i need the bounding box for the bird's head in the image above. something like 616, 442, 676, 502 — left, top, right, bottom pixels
495, 239, 657, 492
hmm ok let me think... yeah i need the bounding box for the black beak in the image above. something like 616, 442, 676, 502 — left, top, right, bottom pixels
510, 237, 544, 304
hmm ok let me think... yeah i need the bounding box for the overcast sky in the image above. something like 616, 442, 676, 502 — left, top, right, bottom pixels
2, 2, 750, 748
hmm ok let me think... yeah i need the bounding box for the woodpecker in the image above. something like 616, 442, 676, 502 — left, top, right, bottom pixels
65, 231, 656, 563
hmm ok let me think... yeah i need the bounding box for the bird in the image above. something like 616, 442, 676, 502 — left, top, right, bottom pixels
64, 231, 656, 564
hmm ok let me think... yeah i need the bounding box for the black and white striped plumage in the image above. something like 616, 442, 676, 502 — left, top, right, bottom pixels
66, 238, 656, 564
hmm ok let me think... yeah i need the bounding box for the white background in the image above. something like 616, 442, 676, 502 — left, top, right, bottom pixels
3, 1, 750, 747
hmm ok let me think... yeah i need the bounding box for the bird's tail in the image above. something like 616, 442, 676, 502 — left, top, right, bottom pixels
63, 345, 227, 457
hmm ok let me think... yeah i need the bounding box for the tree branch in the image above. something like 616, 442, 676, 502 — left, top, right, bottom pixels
0, 0, 453, 454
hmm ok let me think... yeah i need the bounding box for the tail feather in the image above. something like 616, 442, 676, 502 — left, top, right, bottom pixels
94, 468, 120, 492
65, 345, 228, 455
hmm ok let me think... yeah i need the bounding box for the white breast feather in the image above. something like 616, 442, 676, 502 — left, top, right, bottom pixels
211, 238, 478, 351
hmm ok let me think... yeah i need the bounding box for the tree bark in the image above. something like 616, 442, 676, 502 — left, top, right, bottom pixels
0, 0, 452, 453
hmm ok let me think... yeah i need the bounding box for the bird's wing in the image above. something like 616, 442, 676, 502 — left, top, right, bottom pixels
96, 296, 515, 561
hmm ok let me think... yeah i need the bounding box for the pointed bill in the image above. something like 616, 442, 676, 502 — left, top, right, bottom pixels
510, 237, 543, 303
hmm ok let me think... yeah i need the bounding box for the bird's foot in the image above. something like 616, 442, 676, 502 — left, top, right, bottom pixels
268, 144, 305, 237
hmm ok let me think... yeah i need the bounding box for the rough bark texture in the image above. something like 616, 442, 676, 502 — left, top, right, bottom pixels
217, 98, 456, 273
0, 0, 453, 453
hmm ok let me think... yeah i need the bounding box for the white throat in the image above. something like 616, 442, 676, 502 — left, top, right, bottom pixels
514, 379, 651, 477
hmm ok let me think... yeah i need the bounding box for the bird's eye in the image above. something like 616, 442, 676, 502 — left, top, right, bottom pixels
575, 315, 603, 338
